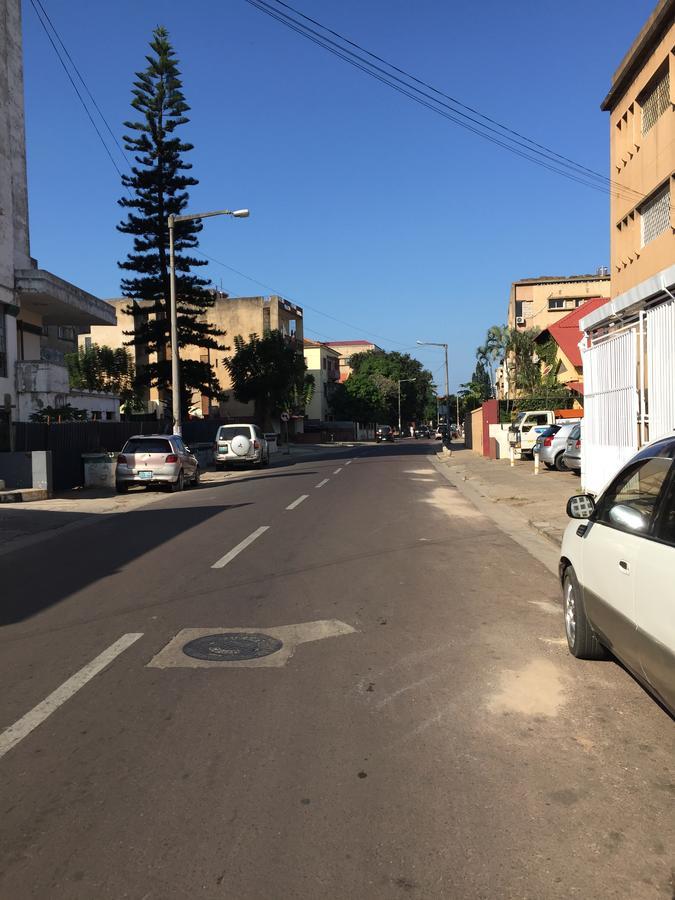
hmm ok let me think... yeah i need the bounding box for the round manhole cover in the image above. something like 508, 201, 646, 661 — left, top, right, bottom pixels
182, 632, 283, 662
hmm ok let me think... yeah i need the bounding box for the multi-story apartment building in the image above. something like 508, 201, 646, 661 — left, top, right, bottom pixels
0, 0, 116, 433
303, 340, 341, 422
506, 273, 610, 334
602, 0, 674, 297
579, 0, 675, 494
324, 340, 382, 382
82, 294, 304, 422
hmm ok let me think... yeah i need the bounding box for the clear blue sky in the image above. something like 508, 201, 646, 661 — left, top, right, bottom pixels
22, 0, 655, 390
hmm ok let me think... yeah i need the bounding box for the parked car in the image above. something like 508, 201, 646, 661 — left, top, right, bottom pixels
434, 425, 448, 441
563, 423, 582, 472
376, 425, 394, 443
116, 434, 199, 493
560, 435, 675, 716
214, 424, 269, 469
535, 423, 578, 471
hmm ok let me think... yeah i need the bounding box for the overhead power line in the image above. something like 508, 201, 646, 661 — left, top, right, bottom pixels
243, 0, 648, 206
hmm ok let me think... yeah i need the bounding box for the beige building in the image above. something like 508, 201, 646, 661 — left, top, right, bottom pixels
602, 0, 674, 298
81, 294, 304, 422
506, 273, 611, 334
303, 340, 340, 422
578, 0, 675, 494
324, 340, 382, 382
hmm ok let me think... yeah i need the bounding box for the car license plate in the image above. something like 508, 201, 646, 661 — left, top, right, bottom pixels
138, 470, 152, 480
218, 443, 228, 452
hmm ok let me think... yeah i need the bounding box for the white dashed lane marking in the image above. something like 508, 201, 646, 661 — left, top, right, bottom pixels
333, 467, 343, 475
286, 494, 309, 510
315, 479, 329, 489
0, 633, 143, 761
211, 526, 270, 569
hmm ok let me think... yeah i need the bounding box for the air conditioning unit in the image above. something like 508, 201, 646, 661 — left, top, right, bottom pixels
515, 316, 526, 325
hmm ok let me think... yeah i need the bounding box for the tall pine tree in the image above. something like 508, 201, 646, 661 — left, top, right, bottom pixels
118, 26, 224, 415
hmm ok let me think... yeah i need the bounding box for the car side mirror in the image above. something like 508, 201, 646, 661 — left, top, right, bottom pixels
608, 503, 648, 532
567, 494, 595, 519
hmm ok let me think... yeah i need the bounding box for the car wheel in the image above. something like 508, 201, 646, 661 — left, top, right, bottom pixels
170, 470, 184, 492
555, 452, 568, 472
116, 482, 128, 494
544, 462, 555, 470
563, 566, 606, 660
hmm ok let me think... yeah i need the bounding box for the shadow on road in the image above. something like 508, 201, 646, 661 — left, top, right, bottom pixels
0, 502, 251, 626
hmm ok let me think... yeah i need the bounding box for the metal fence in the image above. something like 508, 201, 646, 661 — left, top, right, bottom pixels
646, 298, 675, 442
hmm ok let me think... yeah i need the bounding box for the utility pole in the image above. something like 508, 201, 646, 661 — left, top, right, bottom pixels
167, 207, 249, 435
418, 340, 449, 444
398, 378, 416, 435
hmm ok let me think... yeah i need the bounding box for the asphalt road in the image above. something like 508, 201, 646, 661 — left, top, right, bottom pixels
0, 441, 673, 899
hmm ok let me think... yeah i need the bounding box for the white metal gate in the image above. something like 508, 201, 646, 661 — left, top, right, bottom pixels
581, 329, 639, 495
646, 298, 675, 442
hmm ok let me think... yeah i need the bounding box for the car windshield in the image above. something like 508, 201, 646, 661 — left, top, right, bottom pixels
217, 427, 251, 440
123, 438, 172, 454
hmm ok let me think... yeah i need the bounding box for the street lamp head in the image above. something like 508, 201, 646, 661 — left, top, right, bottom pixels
232, 209, 250, 218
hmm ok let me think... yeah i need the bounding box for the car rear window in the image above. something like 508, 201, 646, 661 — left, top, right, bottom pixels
123, 438, 172, 454
539, 426, 560, 437
217, 426, 251, 441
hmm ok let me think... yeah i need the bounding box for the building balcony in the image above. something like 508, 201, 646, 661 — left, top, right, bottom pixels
15, 268, 116, 327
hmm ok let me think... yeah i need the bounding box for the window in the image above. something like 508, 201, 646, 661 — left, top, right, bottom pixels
656, 476, 675, 546
596, 457, 672, 535
216, 426, 252, 441
0, 308, 6, 377
548, 298, 565, 310
640, 183, 671, 246
123, 438, 172, 454
640, 64, 670, 136
91, 410, 102, 421
105, 411, 114, 420
84, 336, 92, 351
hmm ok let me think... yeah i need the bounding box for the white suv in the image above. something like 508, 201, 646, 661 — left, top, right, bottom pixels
560, 436, 675, 716
214, 424, 270, 469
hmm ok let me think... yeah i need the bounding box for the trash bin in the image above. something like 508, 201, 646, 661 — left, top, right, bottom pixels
82, 452, 117, 489
264, 433, 279, 454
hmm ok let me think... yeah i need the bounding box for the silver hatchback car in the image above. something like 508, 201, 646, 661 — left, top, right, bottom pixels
534, 422, 578, 471
214, 424, 270, 469
563, 423, 582, 472
116, 434, 199, 493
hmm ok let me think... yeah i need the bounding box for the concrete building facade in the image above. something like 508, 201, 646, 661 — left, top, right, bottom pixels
602, 0, 674, 297
506, 273, 611, 334
323, 340, 382, 382
0, 0, 116, 427
303, 340, 340, 422
579, 0, 675, 494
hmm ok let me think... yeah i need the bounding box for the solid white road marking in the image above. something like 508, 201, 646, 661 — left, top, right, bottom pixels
333, 467, 343, 475
315, 479, 329, 488
212, 526, 270, 569
0, 633, 143, 761
286, 494, 309, 510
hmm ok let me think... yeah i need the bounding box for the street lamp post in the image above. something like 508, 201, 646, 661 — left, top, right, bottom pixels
417, 339, 449, 443
398, 377, 416, 435
167, 207, 249, 435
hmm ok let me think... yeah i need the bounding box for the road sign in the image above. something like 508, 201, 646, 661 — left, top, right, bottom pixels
280, 412, 290, 422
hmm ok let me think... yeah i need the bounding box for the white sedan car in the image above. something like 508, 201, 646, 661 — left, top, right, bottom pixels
560, 436, 675, 716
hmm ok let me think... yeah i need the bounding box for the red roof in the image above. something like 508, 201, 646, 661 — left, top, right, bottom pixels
544, 297, 609, 367
567, 380, 584, 394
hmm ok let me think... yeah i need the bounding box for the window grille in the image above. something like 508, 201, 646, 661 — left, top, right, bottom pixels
641, 67, 670, 135
640, 183, 671, 246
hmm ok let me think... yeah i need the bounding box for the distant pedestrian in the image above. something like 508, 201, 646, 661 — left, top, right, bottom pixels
409, 424, 414, 438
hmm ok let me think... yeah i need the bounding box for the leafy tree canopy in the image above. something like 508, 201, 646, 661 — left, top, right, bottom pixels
331, 350, 435, 425
66, 345, 144, 412
223, 331, 311, 431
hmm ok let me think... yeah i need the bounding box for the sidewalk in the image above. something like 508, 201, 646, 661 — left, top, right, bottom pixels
434, 443, 580, 547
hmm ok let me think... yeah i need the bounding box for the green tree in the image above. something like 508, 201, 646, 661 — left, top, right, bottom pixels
460, 361, 492, 403
66, 345, 144, 412
223, 331, 310, 430
117, 26, 224, 416
30, 403, 87, 423
345, 350, 435, 424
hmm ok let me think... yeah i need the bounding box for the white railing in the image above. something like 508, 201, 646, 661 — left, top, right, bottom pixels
581, 329, 639, 494
646, 298, 675, 442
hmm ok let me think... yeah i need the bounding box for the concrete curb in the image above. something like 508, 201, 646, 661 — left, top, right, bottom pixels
0, 488, 50, 503
431, 451, 560, 577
